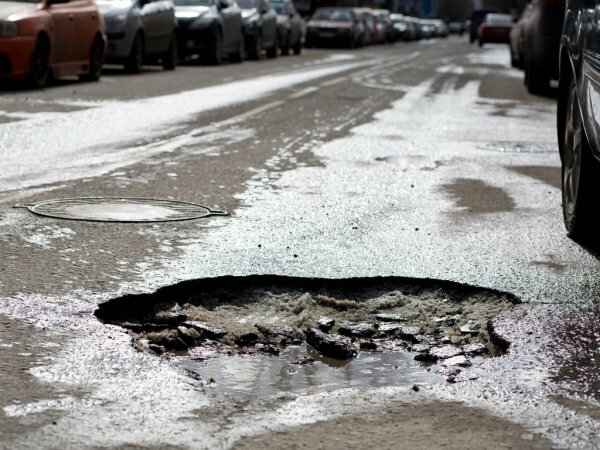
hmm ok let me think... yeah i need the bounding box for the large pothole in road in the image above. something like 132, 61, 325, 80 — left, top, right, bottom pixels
96, 276, 518, 400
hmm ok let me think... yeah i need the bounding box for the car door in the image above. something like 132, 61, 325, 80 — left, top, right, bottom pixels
218, 0, 239, 49
47, 0, 78, 64
71, 0, 101, 62
580, 0, 600, 157
141, 0, 170, 55
258, 0, 276, 46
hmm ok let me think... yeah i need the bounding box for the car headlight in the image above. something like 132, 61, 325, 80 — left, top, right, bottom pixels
0, 21, 18, 38
106, 12, 128, 30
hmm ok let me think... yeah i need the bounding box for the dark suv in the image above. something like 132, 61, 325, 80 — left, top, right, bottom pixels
558, 0, 600, 240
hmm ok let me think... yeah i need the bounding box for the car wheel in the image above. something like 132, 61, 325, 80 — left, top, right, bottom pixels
293, 36, 302, 55
209, 30, 222, 65
561, 82, 600, 240
29, 36, 50, 88
80, 34, 104, 82
281, 32, 290, 56
125, 33, 144, 73
247, 32, 262, 60
162, 35, 177, 70
229, 32, 245, 63
266, 32, 278, 58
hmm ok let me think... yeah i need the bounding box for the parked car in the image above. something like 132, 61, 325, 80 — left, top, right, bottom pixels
0, 0, 105, 87
239, 0, 278, 59
305, 7, 361, 48
431, 19, 448, 37
269, 0, 303, 55
174, 0, 244, 64
557, 0, 600, 240
417, 18, 435, 39
353, 8, 378, 44
350, 8, 368, 46
469, 8, 498, 43
509, 5, 532, 69
99, 0, 177, 73
405, 16, 422, 40
448, 21, 465, 35
372, 9, 394, 43
390, 14, 410, 41
477, 13, 512, 46
517, 0, 565, 94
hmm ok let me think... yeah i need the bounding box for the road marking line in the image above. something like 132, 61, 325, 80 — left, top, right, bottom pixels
219, 100, 285, 126
288, 86, 320, 99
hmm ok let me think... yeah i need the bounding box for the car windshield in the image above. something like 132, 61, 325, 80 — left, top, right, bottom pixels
174, 0, 213, 6
487, 14, 512, 25
237, 0, 256, 9
312, 9, 352, 21
269, 0, 285, 14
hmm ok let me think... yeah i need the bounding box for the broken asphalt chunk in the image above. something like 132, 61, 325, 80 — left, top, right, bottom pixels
317, 317, 335, 333
338, 322, 377, 338
183, 321, 228, 340
375, 313, 407, 322
305, 328, 357, 360
234, 332, 259, 347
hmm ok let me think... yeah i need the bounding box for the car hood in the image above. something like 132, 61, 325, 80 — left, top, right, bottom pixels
96, 0, 133, 14
175, 6, 211, 19
0, 2, 37, 21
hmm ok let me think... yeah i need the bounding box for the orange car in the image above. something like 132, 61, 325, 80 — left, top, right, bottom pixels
0, 0, 106, 87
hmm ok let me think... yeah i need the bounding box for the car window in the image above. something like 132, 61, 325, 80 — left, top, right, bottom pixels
312, 9, 352, 21
237, 0, 255, 9
173, 0, 213, 5
486, 14, 512, 25
269, 0, 284, 13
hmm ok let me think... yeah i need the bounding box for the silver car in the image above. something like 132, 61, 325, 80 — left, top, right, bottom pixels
98, 0, 178, 72
269, 0, 304, 55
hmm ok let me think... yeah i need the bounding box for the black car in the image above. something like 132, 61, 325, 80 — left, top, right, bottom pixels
175, 0, 244, 64
558, 0, 600, 239
238, 0, 278, 59
305, 8, 361, 48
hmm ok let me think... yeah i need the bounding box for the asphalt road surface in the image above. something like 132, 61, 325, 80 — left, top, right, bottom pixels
1, 37, 599, 449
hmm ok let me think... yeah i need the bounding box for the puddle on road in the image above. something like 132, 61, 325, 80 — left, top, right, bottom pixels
96, 276, 517, 400
442, 178, 515, 214
176, 344, 442, 401
375, 155, 439, 171
509, 165, 561, 190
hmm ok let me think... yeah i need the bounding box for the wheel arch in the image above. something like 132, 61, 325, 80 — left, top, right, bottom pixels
558, 45, 576, 161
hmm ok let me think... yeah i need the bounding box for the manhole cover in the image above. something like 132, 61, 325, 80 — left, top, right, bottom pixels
14, 197, 228, 223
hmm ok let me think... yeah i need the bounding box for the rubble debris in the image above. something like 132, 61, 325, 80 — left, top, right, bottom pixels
305, 328, 357, 359
234, 332, 259, 347
338, 322, 377, 338
183, 321, 228, 339
375, 313, 407, 322
317, 317, 335, 333
293, 356, 315, 365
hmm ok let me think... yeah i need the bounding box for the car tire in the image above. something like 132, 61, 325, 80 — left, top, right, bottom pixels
125, 33, 144, 74
293, 37, 302, 55
209, 30, 223, 65
561, 81, 600, 241
247, 32, 262, 60
162, 35, 177, 70
266, 32, 278, 58
281, 32, 290, 56
80, 34, 104, 82
229, 32, 245, 63
29, 35, 50, 88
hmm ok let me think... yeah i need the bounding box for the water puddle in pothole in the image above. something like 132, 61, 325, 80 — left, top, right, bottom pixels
176, 344, 443, 401
375, 155, 439, 170
96, 276, 517, 400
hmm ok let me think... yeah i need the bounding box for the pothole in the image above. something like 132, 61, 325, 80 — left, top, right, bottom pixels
14, 197, 227, 223
96, 276, 518, 400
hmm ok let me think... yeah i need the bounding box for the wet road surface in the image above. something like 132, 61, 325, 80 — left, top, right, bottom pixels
1, 37, 599, 448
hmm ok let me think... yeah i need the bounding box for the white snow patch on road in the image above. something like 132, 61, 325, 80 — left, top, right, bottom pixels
0, 61, 368, 193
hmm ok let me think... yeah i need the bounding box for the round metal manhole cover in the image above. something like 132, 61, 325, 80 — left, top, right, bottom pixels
14, 197, 228, 223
